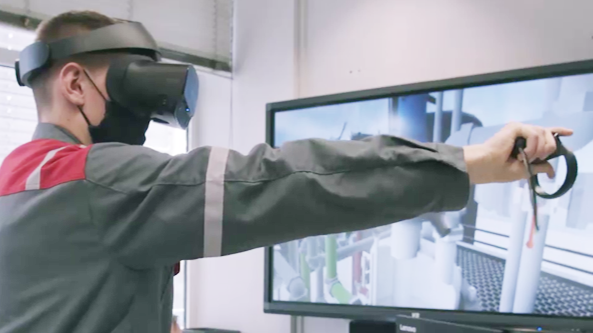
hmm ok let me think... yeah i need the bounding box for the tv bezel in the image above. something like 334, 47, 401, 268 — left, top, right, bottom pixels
263, 59, 593, 330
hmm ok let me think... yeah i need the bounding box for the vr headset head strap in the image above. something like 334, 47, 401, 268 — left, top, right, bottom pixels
15, 22, 161, 87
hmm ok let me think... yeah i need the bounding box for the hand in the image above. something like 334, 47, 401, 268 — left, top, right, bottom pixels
463, 122, 573, 184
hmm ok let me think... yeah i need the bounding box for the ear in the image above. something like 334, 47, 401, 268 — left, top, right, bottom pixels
57, 62, 86, 107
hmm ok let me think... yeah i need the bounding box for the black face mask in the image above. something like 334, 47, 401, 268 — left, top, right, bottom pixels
78, 71, 151, 145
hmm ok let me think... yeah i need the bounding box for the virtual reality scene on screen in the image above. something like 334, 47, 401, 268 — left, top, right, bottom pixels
270, 73, 593, 317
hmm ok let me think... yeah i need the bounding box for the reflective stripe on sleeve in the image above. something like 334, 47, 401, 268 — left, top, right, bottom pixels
203, 147, 229, 257
25, 147, 67, 190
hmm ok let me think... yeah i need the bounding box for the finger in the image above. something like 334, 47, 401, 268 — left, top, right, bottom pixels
531, 162, 555, 179
548, 127, 573, 137
538, 129, 557, 161
533, 127, 549, 161
522, 126, 539, 161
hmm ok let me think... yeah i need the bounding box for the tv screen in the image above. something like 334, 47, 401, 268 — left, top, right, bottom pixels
264, 61, 593, 330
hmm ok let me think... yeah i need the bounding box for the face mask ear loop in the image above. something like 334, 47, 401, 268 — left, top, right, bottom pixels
82, 69, 109, 101
78, 69, 109, 128
78, 105, 93, 127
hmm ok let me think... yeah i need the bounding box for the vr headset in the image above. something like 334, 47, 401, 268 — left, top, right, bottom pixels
15, 22, 198, 130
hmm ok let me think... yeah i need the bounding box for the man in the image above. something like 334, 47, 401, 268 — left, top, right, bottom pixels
0, 10, 570, 333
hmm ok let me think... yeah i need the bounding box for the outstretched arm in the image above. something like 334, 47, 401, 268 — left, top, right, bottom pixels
86, 121, 571, 269
85, 135, 468, 268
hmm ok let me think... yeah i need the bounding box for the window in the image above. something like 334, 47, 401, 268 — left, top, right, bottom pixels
0, 24, 188, 328
0, 65, 37, 165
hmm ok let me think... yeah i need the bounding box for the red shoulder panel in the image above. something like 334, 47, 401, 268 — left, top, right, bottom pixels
0, 139, 91, 197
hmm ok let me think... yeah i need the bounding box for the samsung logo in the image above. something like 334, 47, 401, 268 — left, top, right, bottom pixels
399, 324, 417, 333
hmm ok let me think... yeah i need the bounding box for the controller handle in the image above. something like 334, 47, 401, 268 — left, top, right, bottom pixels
511, 133, 578, 199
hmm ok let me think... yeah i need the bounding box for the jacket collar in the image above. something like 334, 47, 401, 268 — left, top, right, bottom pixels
32, 123, 83, 145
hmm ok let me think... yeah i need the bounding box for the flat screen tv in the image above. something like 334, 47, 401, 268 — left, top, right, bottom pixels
263, 60, 593, 331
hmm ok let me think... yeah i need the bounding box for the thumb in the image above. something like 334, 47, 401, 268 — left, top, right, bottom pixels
531, 162, 555, 179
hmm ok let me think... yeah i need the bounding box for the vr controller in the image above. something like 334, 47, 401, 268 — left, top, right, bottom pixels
511, 134, 578, 199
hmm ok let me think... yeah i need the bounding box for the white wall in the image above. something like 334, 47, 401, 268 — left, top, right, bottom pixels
302, 0, 593, 97
188, 1, 593, 333
188, 71, 233, 149
230, 0, 297, 154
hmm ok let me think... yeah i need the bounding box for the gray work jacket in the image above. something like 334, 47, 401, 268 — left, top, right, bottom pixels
0, 123, 469, 333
